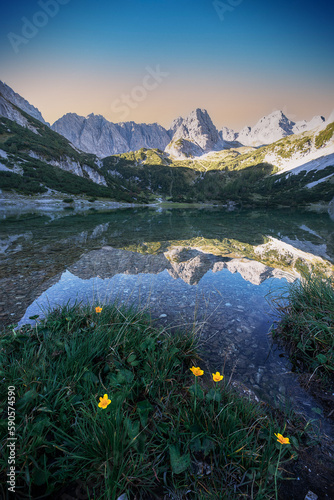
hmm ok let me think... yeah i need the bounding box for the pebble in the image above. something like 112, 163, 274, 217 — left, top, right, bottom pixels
304, 492, 318, 500
159, 314, 167, 318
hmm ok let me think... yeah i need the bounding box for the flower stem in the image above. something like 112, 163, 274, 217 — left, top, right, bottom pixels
194, 376, 197, 416
274, 445, 283, 500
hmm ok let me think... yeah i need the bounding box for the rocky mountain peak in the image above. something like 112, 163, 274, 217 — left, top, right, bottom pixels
51, 113, 171, 157
0, 80, 47, 125
169, 108, 221, 153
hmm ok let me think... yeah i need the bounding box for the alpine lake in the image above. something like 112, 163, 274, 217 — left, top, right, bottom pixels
1, 202, 334, 438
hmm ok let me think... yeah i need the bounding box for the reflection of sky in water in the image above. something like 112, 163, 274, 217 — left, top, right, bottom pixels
20, 268, 288, 327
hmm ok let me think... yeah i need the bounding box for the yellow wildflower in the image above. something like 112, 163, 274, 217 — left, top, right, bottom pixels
95, 307, 103, 313
98, 394, 111, 409
190, 366, 204, 377
212, 372, 224, 382
275, 433, 290, 444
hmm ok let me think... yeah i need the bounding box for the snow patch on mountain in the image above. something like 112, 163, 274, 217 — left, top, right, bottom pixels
306, 172, 334, 189
266, 148, 334, 176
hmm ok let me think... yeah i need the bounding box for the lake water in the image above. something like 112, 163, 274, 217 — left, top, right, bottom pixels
1, 204, 333, 428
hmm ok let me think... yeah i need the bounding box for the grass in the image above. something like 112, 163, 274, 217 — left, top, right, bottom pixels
314, 122, 334, 149
272, 273, 334, 389
0, 304, 300, 499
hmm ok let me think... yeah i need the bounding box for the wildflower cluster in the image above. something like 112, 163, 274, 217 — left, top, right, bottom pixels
188, 365, 290, 446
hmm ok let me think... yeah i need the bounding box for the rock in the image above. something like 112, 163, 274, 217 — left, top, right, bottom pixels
28, 151, 108, 186
232, 110, 325, 147
52, 113, 171, 157
328, 196, 334, 222
220, 126, 238, 142
165, 137, 204, 159
304, 491, 318, 500
167, 108, 223, 155
0, 80, 47, 125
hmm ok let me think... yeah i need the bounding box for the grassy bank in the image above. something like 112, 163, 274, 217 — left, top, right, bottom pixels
0, 304, 300, 499
272, 273, 334, 390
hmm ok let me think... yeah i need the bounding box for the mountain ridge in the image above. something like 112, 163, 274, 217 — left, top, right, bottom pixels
0, 80, 331, 158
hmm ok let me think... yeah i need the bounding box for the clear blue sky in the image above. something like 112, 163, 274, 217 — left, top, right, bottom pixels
0, 0, 333, 128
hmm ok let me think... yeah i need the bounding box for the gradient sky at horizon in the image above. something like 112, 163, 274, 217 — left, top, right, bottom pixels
0, 0, 333, 129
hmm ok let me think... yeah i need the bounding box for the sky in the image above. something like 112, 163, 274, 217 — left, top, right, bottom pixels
0, 0, 333, 130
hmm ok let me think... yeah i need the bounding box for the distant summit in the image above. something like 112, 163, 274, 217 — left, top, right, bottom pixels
168, 108, 222, 153
221, 110, 326, 147
0, 80, 330, 158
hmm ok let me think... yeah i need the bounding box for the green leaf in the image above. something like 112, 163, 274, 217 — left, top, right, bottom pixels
82, 371, 99, 384
33, 468, 50, 486
189, 384, 204, 399
190, 437, 202, 453
202, 437, 216, 456
125, 418, 140, 442
17, 389, 38, 409
103, 363, 111, 373
205, 388, 222, 402
136, 400, 153, 427
30, 417, 50, 436
169, 445, 191, 474
316, 353, 327, 364
117, 369, 134, 385
140, 338, 155, 351
290, 436, 299, 450
267, 463, 276, 476
127, 353, 137, 364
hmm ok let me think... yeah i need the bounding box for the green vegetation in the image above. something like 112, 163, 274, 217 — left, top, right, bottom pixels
258, 166, 334, 206
315, 122, 334, 149
0, 115, 97, 168
0, 170, 47, 195
0, 106, 333, 206
0, 304, 302, 499
0, 115, 144, 202
272, 273, 334, 389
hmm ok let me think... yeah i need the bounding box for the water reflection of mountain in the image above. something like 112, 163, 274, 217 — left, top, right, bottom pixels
69, 246, 293, 286
0, 207, 333, 326
1, 207, 333, 262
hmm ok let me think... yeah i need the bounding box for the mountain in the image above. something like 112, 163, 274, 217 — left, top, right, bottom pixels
0, 106, 146, 202
51, 113, 171, 157
221, 111, 326, 147
0, 81, 329, 158
0, 80, 333, 210
102, 121, 334, 206
52, 108, 224, 159
167, 108, 222, 154
0, 81, 47, 125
